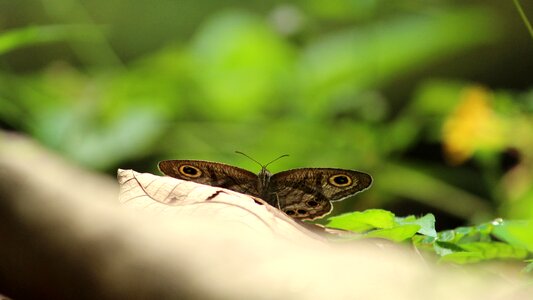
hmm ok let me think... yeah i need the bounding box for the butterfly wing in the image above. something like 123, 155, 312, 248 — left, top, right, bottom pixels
158, 160, 261, 198
268, 168, 372, 220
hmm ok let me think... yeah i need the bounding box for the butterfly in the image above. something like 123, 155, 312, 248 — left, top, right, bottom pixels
158, 153, 372, 220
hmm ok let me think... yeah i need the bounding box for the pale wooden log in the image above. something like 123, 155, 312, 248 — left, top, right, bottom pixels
0, 130, 531, 299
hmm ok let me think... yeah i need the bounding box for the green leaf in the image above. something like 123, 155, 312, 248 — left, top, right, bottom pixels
365, 224, 421, 242
437, 230, 456, 242
492, 220, 533, 252
434, 241, 465, 256
460, 242, 527, 260
436, 223, 493, 244
326, 209, 396, 232
455, 226, 474, 235
396, 213, 437, 237
439, 252, 485, 264
412, 235, 436, 251
439, 242, 527, 264
475, 222, 493, 235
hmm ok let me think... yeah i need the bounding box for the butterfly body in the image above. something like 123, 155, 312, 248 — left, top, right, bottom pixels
158, 160, 372, 220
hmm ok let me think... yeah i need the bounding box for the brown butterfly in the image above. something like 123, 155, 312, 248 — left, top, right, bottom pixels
158, 153, 372, 220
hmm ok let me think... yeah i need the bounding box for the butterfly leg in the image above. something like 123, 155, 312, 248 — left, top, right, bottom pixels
270, 192, 281, 210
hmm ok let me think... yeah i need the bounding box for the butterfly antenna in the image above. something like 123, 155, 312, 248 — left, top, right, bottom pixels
235, 151, 289, 168
235, 151, 264, 168
265, 154, 289, 168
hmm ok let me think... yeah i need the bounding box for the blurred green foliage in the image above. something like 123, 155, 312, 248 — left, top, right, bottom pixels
0, 0, 532, 228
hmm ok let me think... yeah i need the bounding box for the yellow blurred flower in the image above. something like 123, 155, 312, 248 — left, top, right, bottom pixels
442, 86, 505, 165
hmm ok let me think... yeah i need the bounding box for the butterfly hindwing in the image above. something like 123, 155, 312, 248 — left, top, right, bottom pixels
268, 168, 372, 220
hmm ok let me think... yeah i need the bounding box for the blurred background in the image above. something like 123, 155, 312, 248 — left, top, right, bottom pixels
1, 0, 532, 229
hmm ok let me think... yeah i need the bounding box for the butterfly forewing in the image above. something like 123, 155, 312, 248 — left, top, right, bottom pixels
158, 160, 262, 198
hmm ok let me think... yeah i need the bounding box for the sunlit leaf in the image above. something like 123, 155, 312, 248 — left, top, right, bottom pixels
439, 252, 485, 264
460, 242, 527, 260
434, 241, 465, 256
326, 209, 396, 232
439, 242, 527, 264
411, 235, 436, 252
492, 220, 533, 252
365, 224, 420, 242
436, 223, 494, 244
396, 213, 437, 237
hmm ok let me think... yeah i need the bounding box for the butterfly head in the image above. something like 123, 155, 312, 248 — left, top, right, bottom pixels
235, 151, 288, 190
